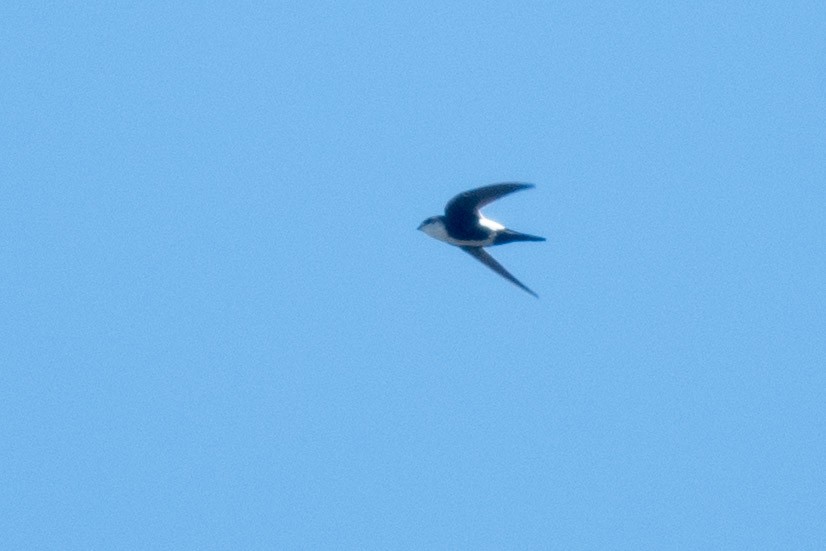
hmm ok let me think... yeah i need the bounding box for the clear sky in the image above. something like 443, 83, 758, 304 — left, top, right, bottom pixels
2, 2, 825, 549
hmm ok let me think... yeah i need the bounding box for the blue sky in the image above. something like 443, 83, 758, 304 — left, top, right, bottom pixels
2, 2, 825, 549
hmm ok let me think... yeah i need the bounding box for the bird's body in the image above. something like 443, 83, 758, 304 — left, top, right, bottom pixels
418, 183, 545, 297
418, 215, 503, 247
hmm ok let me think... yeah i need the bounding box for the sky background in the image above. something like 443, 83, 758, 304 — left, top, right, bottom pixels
2, 2, 825, 549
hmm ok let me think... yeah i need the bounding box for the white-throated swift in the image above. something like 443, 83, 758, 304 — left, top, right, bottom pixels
418, 183, 545, 297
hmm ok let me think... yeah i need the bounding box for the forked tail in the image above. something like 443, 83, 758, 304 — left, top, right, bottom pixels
491, 230, 546, 246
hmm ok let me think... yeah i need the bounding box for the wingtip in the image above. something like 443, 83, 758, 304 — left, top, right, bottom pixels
498, 181, 535, 189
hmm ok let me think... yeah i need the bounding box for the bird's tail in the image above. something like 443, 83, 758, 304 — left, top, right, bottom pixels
491, 230, 546, 246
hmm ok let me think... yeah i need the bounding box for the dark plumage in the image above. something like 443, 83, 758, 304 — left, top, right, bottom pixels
418, 183, 545, 297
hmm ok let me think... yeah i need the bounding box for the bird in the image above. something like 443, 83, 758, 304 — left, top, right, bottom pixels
417, 183, 545, 297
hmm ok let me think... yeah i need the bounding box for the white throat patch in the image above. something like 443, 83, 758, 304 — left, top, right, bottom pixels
420, 219, 450, 241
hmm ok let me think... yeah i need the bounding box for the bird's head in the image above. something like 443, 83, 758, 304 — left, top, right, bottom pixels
417, 216, 440, 231
417, 215, 450, 241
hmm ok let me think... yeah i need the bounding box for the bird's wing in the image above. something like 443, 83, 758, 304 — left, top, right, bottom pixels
445, 183, 534, 219
461, 246, 538, 298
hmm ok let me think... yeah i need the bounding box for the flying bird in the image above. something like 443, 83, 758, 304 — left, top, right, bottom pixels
418, 183, 545, 297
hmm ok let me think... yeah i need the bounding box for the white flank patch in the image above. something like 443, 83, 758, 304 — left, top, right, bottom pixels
479, 217, 505, 231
